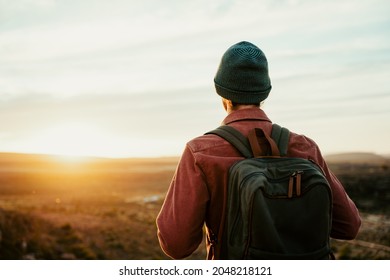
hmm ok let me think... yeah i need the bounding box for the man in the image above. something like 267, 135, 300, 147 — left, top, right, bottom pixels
156, 41, 361, 260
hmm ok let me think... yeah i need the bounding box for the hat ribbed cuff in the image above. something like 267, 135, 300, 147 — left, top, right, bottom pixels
214, 82, 271, 104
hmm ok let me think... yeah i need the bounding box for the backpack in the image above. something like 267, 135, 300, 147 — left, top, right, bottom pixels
205, 124, 333, 259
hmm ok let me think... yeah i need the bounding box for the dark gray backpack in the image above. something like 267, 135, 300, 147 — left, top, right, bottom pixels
206, 124, 333, 259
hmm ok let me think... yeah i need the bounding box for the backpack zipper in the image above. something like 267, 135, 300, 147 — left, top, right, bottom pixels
288, 171, 303, 198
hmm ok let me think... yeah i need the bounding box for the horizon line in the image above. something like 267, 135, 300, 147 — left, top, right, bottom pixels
0, 150, 389, 160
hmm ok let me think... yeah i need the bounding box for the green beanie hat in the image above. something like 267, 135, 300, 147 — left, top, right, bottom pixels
214, 41, 272, 104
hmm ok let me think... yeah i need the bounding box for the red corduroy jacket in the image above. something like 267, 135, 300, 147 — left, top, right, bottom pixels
156, 107, 361, 259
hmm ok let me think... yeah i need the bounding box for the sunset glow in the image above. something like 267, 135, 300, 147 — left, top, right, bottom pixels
24, 122, 124, 158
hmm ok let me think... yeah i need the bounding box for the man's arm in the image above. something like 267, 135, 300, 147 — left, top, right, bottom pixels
156, 145, 209, 259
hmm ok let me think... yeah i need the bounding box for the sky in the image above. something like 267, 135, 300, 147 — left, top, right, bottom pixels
0, 0, 389, 158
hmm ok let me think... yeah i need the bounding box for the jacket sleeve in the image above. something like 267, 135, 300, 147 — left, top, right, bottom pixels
156, 144, 209, 259
289, 134, 361, 240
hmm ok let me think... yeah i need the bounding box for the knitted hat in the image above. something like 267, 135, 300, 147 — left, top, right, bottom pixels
214, 41, 272, 104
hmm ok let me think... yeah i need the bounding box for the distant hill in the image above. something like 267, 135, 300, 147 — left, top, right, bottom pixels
0, 152, 179, 173
325, 152, 389, 165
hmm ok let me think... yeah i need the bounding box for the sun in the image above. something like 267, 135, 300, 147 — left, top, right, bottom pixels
26, 122, 123, 158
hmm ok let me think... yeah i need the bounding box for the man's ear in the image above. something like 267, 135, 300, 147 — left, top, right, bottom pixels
222, 98, 233, 113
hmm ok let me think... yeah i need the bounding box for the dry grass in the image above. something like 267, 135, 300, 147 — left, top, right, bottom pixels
0, 153, 389, 259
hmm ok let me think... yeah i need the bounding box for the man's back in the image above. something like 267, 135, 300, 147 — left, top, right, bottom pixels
157, 107, 361, 259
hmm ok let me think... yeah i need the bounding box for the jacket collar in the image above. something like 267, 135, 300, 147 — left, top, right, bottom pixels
222, 107, 271, 125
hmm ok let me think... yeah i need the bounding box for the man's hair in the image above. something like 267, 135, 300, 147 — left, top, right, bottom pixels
231, 101, 261, 107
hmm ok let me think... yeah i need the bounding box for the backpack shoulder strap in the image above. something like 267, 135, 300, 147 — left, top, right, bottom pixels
205, 125, 253, 158
271, 124, 290, 157
206, 124, 290, 158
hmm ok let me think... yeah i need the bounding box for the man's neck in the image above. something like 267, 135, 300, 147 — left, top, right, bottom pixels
227, 104, 259, 114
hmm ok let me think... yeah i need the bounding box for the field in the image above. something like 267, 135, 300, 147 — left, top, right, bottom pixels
0, 152, 389, 260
